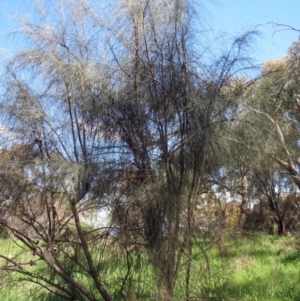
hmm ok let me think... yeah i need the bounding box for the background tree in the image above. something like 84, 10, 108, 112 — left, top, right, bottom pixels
249, 166, 299, 234
245, 42, 300, 189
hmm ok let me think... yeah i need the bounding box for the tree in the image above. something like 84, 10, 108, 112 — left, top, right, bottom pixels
0, 0, 258, 300
235, 42, 300, 236
247, 166, 300, 235
245, 42, 300, 190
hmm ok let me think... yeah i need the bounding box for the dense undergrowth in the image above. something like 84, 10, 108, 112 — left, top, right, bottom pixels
1, 235, 300, 301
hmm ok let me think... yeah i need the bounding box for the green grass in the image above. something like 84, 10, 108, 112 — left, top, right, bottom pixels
1, 235, 300, 300
183, 235, 300, 301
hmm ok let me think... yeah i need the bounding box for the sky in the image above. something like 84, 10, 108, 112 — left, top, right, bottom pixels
205, 0, 300, 63
0, 0, 299, 63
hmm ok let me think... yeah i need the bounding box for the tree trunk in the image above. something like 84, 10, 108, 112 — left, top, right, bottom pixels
277, 218, 285, 235
238, 167, 248, 233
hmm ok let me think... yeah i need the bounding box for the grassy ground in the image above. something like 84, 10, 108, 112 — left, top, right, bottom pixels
184, 235, 300, 301
1, 235, 300, 300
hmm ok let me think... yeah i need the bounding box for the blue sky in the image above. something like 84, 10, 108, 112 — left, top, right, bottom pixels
205, 0, 300, 63
0, 0, 299, 63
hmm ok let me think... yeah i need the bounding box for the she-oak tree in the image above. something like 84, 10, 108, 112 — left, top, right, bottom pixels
0, 0, 258, 300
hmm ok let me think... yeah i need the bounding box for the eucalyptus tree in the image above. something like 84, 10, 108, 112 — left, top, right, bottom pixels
247, 164, 300, 235
245, 41, 300, 191
0, 0, 258, 300
230, 41, 300, 236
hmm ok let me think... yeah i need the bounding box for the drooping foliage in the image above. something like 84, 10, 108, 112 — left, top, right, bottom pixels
0, 0, 282, 300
